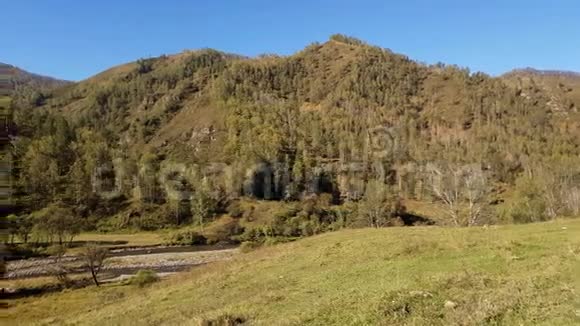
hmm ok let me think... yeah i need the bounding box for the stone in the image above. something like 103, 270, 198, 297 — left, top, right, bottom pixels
444, 300, 457, 309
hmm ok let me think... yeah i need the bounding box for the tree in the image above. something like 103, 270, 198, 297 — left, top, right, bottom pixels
191, 182, 218, 229
65, 129, 113, 213
357, 180, 401, 228
136, 58, 155, 74
137, 152, 164, 204
34, 203, 82, 245
503, 175, 547, 223
429, 164, 491, 226
14, 214, 33, 244
6, 214, 19, 244
83, 244, 109, 287
20, 136, 61, 209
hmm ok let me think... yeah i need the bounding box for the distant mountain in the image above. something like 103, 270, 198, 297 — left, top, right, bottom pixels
0, 62, 72, 108
504, 67, 580, 78
0, 62, 71, 90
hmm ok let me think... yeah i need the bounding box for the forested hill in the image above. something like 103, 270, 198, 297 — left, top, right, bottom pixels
10, 35, 580, 230
2, 62, 71, 107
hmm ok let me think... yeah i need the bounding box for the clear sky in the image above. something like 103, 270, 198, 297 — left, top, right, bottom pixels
3, 0, 579, 81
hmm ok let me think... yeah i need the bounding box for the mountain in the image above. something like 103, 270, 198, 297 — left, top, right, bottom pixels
0, 62, 71, 108
11, 35, 580, 227
1, 62, 70, 91
33, 35, 580, 162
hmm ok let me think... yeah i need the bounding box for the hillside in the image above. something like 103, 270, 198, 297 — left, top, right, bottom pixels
9, 35, 580, 235
5, 218, 580, 325
503, 68, 580, 113
1, 62, 71, 121
6, 64, 71, 89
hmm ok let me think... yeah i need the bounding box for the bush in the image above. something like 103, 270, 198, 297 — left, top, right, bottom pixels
6, 243, 47, 259
203, 218, 243, 245
239, 241, 260, 253
200, 313, 247, 326
329, 34, 366, 46
95, 216, 123, 233
502, 175, 548, 223
45, 244, 67, 257
166, 230, 207, 246
226, 201, 244, 218
235, 227, 266, 243
133, 213, 166, 231
128, 270, 159, 287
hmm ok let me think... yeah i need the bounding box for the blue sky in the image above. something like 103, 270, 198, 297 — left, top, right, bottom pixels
3, 0, 579, 81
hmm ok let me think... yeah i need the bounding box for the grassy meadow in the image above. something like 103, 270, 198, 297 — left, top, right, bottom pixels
5, 218, 580, 325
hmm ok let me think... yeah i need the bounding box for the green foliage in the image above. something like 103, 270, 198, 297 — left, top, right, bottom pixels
45, 244, 67, 257
357, 180, 402, 228
507, 179, 548, 224
6, 214, 33, 243
128, 270, 159, 287
329, 34, 366, 46
191, 183, 219, 227
32, 203, 83, 245
166, 229, 207, 246
136, 58, 156, 74
239, 241, 260, 253
11, 37, 580, 237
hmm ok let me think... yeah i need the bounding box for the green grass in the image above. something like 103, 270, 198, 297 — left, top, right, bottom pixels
5, 219, 580, 325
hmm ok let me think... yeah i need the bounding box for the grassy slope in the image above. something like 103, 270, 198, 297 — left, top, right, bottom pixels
6, 219, 580, 325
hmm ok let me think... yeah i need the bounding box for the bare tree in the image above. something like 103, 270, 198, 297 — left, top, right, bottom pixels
429, 164, 490, 226
83, 244, 108, 287
463, 169, 490, 226
565, 186, 580, 216
429, 164, 461, 226
535, 167, 580, 218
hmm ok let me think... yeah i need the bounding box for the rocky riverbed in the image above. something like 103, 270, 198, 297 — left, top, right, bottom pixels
5, 246, 239, 279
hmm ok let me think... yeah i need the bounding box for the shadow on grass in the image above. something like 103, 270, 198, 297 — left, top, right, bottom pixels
1, 278, 93, 300
399, 212, 435, 226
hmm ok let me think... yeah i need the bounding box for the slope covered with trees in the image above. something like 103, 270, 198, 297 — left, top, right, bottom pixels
8, 35, 580, 245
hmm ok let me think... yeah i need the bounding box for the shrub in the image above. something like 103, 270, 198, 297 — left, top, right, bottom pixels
133, 213, 166, 231
236, 227, 266, 243
128, 270, 159, 287
226, 201, 244, 218
95, 216, 123, 233
166, 230, 207, 246
45, 244, 67, 257
239, 241, 260, 253
203, 217, 243, 245
6, 243, 46, 259
502, 175, 548, 223
329, 34, 366, 46
136, 58, 155, 74
200, 313, 247, 326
